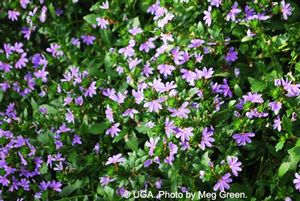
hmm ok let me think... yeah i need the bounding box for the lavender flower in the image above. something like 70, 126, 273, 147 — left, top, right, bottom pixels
65, 109, 75, 124
8, 10, 20, 21
46, 44, 63, 58
232, 132, 255, 146
96, 17, 109, 29
105, 154, 125, 165
157, 64, 175, 77
122, 108, 138, 119
225, 2, 241, 22
100, 0, 109, 9
213, 173, 232, 191
81, 35, 96, 45
128, 27, 143, 36
168, 102, 190, 119
273, 116, 282, 132
84, 81, 97, 97
72, 135, 82, 145
243, 92, 264, 103
281, 1, 292, 20
100, 177, 115, 186
269, 101, 282, 115
208, 0, 222, 7
203, 6, 212, 27
225, 47, 238, 63
145, 137, 159, 156
175, 127, 193, 142
293, 173, 300, 192
199, 127, 215, 150
227, 156, 242, 176
105, 105, 114, 123
144, 98, 165, 113
105, 123, 121, 137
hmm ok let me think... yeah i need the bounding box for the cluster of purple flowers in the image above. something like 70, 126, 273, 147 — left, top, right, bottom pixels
0, 0, 297, 199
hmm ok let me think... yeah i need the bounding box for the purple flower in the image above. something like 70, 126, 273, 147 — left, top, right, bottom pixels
129, 27, 143, 35
273, 116, 282, 132
48, 180, 62, 192
200, 127, 215, 150
39, 181, 49, 191
143, 63, 154, 77
225, 2, 241, 22
100, 177, 115, 186
81, 35, 96, 45
155, 178, 163, 189
157, 64, 175, 77
208, 0, 222, 7
293, 173, 300, 192
203, 6, 212, 27
22, 27, 33, 40
232, 132, 255, 146
213, 173, 232, 191
15, 53, 28, 69
65, 109, 75, 124
176, 127, 193, 142
75, 96, 83, 105
105, 105, 114, 123
8, 10, 20, 21
180, 69, 197, 86
122, 108, 138, 119
84, 81, 97, 97
20, 0, 30, 9
105, 154, 125, 165
281, 1, 292, 20
243, 92, 264, 103
96, 17, 109, 29
0, 176, 9, 186
106, 123, 121, 137
72, 135, 82, 145
118, 39, 135, 58
100, 0, 109, 9
227, 156, 242, 176
71, 37, 81, 47
168, 102, 190, 119
46, 44, 63, 58
269, 101, 282, 115
165, 117, 176, 137
34, 67, 49, 82
132, 89, 144, 104
140, 37, 156, 53
144, 98, 165, 113
225, 47, 238, 63
145, 137, 159, 156
196, 67, 214, 79
188, 39, 205, 48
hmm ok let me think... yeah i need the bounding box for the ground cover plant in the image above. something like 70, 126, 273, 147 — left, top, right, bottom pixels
0, 0, 300, 200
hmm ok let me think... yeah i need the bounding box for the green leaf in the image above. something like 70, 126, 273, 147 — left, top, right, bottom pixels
48, 3, 56, 18
37, 132, 50, 145
241, 36, 253, 42
234, 84, 243, 97
59, 180, 82, 197
31, 97, 38, 114
90, 122, 110, 135
275, 140, 285, 152
248, 77, 267, 92
295, 62, 300, 72
83, 14, 98, 24
282, 115, 292, 134
100, 29, 112, 47
278, 161, 292, 177
125, 135, 139, 152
